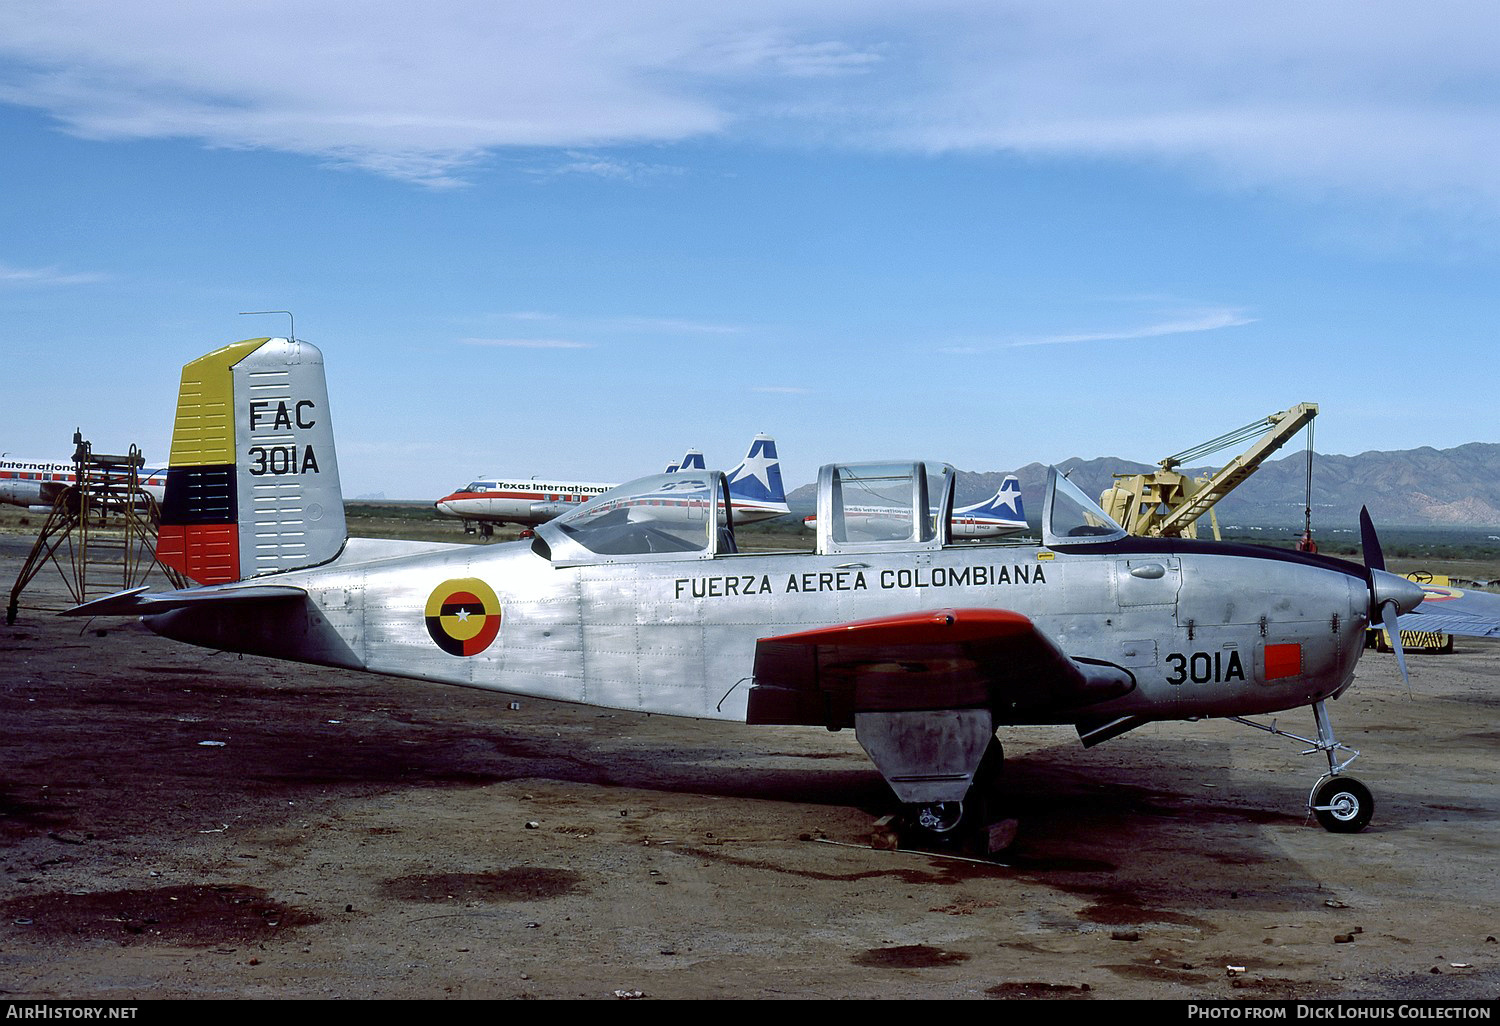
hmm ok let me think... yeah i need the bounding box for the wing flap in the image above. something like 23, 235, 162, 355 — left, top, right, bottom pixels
746, 608, 1134, 727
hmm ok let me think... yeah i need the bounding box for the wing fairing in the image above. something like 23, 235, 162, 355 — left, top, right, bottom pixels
746, 608, 1135, 729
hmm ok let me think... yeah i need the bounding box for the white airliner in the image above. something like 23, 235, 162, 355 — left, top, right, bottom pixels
803, 474, 1030, 540
435, 435, 791, 532
0, 456, 166, 511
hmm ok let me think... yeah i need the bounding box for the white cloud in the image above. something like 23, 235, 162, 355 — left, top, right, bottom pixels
461, 337, 593, 349
600, 315, 743, 335
0, 1, 1495, 211
1005, 310, 1256, 349
0, 1, 739, 186
488, 311, 744, 336
0, 263, 108, 286
528, 152, 687, 182
869, 4, 1500, 213
461, 312, 745, 351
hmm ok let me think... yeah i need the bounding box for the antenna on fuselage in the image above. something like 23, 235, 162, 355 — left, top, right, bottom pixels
239, 310, 296, 340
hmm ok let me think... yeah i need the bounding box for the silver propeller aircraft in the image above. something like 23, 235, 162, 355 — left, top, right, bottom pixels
71, 337, 1500, 843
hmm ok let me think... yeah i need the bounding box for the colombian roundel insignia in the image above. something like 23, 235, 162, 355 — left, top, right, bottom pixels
424, 578, 502, 656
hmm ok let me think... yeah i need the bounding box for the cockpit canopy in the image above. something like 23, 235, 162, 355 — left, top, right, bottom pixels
533, 462, 1111, 564
1041, 468, 1127, 547
815, 461, 956, 555
536, 471, 734, 564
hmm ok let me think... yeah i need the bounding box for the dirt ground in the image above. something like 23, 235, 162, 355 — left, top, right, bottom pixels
2, 535, 1498, 1001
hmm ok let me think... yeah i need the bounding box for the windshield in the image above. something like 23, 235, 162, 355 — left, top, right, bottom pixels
1042, 468, 1127, 547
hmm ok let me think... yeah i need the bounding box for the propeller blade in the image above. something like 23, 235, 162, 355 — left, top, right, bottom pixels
1364, 506, 1414, 690
1381, 602, 1411, 692
1360, 506, 1385, 573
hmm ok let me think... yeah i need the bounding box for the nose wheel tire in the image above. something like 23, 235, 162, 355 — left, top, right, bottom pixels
1312, 776, 1373, 833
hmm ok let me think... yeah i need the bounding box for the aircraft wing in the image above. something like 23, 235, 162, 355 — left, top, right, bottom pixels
745, 608, 1134, 727
1396, 585, 1500, 639
64, 583, 308, 618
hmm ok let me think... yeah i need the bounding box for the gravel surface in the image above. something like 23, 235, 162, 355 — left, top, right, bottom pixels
2, 537, 1497, 1000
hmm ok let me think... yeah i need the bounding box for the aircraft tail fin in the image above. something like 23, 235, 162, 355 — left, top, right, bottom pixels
726, 434, 788, 510
157, 337, 346, 585
668, 449, 706, 473
967, 474, 1026, 522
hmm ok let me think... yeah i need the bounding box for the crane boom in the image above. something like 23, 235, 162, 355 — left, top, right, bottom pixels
1100, 403, 1318, 538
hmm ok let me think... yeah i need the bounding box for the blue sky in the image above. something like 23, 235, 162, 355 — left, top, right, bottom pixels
1, 1, 1496, 499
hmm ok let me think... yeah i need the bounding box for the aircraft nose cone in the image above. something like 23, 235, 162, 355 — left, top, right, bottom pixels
1370, 569, 1426, 617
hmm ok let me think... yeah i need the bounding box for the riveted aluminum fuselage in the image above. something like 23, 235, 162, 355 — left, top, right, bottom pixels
147, 533, 1373, 727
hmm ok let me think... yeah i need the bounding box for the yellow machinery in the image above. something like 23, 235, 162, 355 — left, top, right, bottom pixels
1100, 403, 1319, 539
1376, 573, 1454, 654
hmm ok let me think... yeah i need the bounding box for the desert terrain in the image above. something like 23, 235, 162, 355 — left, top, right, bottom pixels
2, 521, 1497, 1001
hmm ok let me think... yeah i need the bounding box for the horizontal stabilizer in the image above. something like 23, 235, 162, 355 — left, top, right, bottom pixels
64, 583, 307, 618
339, 537, 470, 561
746, 608, 1134, 728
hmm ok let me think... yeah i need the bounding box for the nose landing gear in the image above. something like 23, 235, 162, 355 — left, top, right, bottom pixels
1231, 699, 1373, 833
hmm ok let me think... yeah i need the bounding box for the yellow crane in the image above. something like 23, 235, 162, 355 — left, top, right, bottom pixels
1100, 402, 1319, 540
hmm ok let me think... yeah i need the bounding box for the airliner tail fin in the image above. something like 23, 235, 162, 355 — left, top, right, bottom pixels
726, 434, 788, 516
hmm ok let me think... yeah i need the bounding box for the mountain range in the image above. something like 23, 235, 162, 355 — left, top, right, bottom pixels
791, 442, 1500, 528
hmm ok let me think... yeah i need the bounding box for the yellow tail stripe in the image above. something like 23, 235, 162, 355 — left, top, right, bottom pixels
168, 338, 270, 467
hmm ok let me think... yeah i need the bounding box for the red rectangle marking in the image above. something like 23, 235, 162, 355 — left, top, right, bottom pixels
1264, 643, 1303, 680
158, 523, 240, 585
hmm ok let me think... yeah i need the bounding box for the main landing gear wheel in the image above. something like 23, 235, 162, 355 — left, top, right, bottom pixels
904, 739, 1005, 844
908, 800, 967, 839
1312, 776, 1374, 833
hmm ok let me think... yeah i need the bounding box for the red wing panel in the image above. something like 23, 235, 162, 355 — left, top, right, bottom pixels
746, 608, 1133, 728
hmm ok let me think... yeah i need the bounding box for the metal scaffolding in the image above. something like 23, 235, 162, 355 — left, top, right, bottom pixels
7, 432, 185, 624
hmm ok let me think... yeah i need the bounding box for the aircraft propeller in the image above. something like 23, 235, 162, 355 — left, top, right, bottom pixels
1360, 506, 1426, 686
